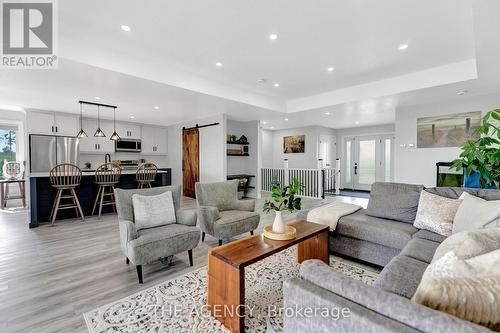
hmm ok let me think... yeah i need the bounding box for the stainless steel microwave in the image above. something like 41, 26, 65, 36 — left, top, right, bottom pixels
115, 139, 142, 152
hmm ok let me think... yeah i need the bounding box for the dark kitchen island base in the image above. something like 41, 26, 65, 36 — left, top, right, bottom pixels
29, 169, 171, 228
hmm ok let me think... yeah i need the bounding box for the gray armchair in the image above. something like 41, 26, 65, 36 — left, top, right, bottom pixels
195, 179, 260, 246
114, 185, 200, 283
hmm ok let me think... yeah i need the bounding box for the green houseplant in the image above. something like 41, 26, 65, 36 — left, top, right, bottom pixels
263, 178, 302, 233
451, 109, 500, 188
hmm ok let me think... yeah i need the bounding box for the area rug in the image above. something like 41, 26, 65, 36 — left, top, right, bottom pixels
84, 247, 379, 333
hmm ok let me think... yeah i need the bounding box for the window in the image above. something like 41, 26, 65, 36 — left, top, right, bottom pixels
0, 129, 16, 178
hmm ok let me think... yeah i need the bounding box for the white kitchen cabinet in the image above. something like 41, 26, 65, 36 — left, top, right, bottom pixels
141, 126, 167, 155
79, 119, 115, 154
118, 123, 141, 139
28, 111, 78, 136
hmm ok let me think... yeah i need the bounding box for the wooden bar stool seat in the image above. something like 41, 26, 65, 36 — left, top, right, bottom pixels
49, 164, 85, 225
92, 163, 122, 217
135, 163, 157, 189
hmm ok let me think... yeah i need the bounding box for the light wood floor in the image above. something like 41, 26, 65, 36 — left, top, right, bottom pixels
0, 194, 368, 333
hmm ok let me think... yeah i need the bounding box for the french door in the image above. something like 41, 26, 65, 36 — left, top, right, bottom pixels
343, 135, 394, 191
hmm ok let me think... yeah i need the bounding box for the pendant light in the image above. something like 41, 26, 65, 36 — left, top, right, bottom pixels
76, 102, 88, 138
94, 105, 106, 137
109, 106, 120, 141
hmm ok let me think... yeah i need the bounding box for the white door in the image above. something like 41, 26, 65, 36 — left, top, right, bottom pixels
318, 135, 336, 168
343, 135, 394, 191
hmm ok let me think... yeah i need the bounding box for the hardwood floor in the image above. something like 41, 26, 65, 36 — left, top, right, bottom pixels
0, 194, 368, 333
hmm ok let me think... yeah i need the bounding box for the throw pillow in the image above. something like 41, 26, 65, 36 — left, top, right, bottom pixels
453, 193, 500, 234
432, 228, 500, 263
366, 182, 424, 223
132, 191, 176, 230
412, 275, 500, 331
413, 191, 462, 236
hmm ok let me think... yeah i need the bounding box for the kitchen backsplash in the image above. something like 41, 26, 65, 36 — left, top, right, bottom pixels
79, 153, 168, 170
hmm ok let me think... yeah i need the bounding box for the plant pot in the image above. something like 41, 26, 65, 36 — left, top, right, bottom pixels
464, 169, 497, 189
272, 211, 286, 234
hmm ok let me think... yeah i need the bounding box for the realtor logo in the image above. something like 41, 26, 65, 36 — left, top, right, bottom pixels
1, 0, 58, 68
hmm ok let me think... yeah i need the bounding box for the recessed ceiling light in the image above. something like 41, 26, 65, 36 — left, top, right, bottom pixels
324, 112, 330, 115
457, 90, 468, 95
273, 83, 280, 87
262, 121, 267, 125
94, 96, 100, 100
257, 78, 267, 83
269, 34, 278, 40
399, 44, 409, 50
270, 126, 275, 129
215, 62, 223, 67
129, 115, 135, 119
153, 106, 160, 110
121, 25, 131, 32
355, 121, 360, 125
284, 118, 289, 121
327, 67, 335, 72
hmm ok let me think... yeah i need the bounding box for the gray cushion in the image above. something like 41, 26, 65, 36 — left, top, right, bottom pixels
337, 209, 418, 250
127, 224, 200, 265
132, 191, 177, 230
425, 187, 500, 201
374, 255, 428, 299
195, 180, 239, 211
214, 210, 260, 239
412, 230, 447, 243
331, 234, 400, 267
400, 238, 440, 264
115, 186, 181, 222
366, 182, 424, 223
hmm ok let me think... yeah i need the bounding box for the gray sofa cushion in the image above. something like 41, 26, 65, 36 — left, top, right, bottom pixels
425, 187, 500, 201
337, 209, 418, 250
400, 238, 440, 264
374, 255, 428, 299
366, 182, 424, 223
127, 224, 200, 265
331, 234, 400, 267
412, 229, 447, 243
213, 210, 260, 239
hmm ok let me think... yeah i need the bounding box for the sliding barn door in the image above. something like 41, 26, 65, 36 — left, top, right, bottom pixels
183, 128, 199, 198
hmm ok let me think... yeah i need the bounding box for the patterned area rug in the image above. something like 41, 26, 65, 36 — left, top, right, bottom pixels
84, 247, 379, 333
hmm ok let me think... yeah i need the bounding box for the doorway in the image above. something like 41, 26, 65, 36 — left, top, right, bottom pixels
318, 135, 336, 168
182, 128, 199, 198
343, 134, 394, 191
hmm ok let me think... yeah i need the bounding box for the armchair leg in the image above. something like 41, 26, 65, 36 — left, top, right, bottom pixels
136, 265, 143, 284
219, 239, 223, 246
188, 249, 193, 266
201, 232, 205, 242
250, 230, 254, 236
126, 257, 129, 265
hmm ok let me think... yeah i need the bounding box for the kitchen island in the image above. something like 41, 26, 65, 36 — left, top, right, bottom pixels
29, 168, 171, 228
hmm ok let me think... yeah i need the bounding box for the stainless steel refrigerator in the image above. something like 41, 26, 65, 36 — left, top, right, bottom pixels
29, 135, 80, 173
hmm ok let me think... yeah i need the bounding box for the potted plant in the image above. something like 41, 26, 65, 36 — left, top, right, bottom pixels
263, 178, 302, 233
451, 109, 500, 188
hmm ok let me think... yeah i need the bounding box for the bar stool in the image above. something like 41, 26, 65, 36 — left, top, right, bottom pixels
92, 163, 122, 217
49, 163, 85, 225
1, 161, 26, 208
135, 162, 158, 189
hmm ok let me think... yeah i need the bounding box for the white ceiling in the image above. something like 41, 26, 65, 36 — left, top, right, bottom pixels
1, 0, 500, 130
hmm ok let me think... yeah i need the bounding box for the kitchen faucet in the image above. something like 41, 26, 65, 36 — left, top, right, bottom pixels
105, 154, 111, 164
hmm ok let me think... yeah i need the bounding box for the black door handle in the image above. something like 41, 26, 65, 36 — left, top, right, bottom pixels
354, 163, 358, 175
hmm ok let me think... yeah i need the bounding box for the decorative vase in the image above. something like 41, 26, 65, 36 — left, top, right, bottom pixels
464, 169, 497, 189
272, 211, 286, 233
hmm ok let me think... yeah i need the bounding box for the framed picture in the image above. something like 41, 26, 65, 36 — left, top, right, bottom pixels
283, 135, 305, 153
417, 111, 481, 148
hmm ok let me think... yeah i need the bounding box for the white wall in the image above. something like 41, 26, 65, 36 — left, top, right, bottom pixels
226, 119, 261, 197
394, 92, 500, 186
261, 129, 274, 168
166, 113, 226, 187
264, 126, 336, 169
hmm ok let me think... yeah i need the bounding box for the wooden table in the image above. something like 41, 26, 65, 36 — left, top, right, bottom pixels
0, 178, 26, 209
207, 220, 329, 332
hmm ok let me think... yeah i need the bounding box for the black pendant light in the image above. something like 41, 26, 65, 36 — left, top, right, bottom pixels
110, 106, 120, 141
94, 105, 106, 137
76, 102, 88, 138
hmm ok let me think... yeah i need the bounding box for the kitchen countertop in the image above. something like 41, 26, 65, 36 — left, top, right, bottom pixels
29, 169, 169, 178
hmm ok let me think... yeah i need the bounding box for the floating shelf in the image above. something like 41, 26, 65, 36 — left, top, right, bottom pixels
227, 141, 250, 145
227, 153, 250, 156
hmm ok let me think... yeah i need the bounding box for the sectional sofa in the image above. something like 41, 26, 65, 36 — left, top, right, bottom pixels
288, 183, 500, 332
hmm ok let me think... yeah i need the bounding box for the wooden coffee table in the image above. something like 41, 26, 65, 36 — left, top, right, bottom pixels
207, 220, 329, 332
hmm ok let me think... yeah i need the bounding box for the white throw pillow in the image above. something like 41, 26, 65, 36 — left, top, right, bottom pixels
453, 193, 500, 234
413, 191, 462, 236
132, 191, 176, 230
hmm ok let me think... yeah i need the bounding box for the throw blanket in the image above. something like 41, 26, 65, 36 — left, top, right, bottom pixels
307, 202, 362, 231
